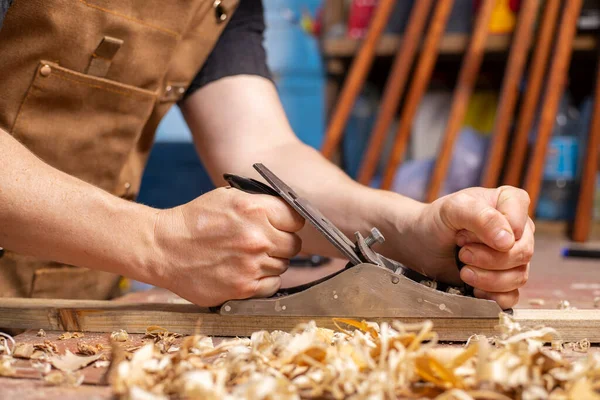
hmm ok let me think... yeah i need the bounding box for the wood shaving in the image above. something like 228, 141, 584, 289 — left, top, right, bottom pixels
77, 342, 99, 356
111, 329, 130, 342
37, 329, 46, 337
12, 343, 34, 359
0, 355, 15, 377
557, 300, 576, 310
94, 360, 111, 368
144, 325, 182, 354
49, 350, 102, 372
32, 360, 51, 375
528, 298, 545, 306
58, 332, 84, 340
34, 340, 58, 355
112, 316, 600, 399
0, 332, 15, 356
44, 370, 84, 387
564, 338, 591, 353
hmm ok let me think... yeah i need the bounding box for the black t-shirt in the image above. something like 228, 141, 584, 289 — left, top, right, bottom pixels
0, 0, 271, 97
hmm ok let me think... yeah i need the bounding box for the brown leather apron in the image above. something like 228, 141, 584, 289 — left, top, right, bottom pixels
0, 0, 238, 299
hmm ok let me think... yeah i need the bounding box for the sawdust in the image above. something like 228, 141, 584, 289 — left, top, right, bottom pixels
111, 316, 600, 399
37, 329, 46, 337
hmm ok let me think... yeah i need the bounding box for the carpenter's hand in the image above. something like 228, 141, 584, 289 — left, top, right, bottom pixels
412, 186, 534, 309
150, 187, 304, 306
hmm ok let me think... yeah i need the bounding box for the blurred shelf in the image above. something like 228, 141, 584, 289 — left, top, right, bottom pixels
321, 33, 599, 58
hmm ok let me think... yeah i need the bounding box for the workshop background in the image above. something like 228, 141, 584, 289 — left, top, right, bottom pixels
139, 0, 600, 229
138, 0, 600, 304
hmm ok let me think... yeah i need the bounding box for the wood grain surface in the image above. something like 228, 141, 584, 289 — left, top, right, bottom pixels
2, 298, 600, 342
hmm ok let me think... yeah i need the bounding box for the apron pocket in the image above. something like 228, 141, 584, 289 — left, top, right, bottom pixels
11, 61, 156, 193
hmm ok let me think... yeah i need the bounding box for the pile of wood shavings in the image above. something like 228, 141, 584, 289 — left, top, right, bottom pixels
112, 315, 600, 400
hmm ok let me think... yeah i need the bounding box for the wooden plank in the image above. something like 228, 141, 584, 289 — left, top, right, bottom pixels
380, 0, 454, 190
572, 57, 600, 242
1, 298, 600, 342
357, 0, 434, 185
503, 0, 562, 187
481, 0, 540, 188
321, 0, 396, 158
425, 0, 495, 202
321, 33, 598, 58
524, 0, 583, 216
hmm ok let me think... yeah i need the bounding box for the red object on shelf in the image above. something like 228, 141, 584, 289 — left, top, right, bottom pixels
347, 0, 378, 39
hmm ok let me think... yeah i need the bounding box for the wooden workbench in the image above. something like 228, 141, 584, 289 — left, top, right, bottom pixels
2, 229, 600, 399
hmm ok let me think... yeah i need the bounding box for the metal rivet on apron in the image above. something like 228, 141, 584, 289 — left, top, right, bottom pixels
214, 0, 227, 23
165, 85, 172, 93
124, 182, 131, 190
40, 65, 52, 77
178, 87, 185, 95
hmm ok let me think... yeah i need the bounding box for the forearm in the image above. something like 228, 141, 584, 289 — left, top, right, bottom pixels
181, 76, 427, 266
0, 128, 158, 283
238, 143, 427, 263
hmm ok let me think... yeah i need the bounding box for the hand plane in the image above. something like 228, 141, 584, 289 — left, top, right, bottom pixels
220, 164, 503, 319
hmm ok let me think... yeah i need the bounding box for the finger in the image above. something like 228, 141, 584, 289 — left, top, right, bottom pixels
262, 196, 305, 232
456, 229, 482, 247
268, 232, 303, 259
460, 264, 529, 293
495, 186, 531, 240
252, 275, 282, 298
442, 193, 515, 251
458, 222, 534, 270
528, 217, 536, 234
260, 256, 290, 276
474, 288, 520, 309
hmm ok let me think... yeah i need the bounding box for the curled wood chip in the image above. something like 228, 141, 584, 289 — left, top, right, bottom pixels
557, 300, 575, 310
111, 330, 129, 342
32, 361, 51, 375
59, 332, 84, 340
13, 343, 34, 359
0, 356, 15, 377
34, 340, 58, 355
594, 297, 600, 308
49, 350, 101, 372
37, 329, 46, 337
0, 332, 15, 356
94, 360, 111, 368
77, 342, 99, 356
44, 370, 84, 387
112, 315, 600, 399
528, 298, 545, 306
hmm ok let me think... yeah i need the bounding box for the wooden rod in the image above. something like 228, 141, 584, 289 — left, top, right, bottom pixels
321, 0, 396, 159
481, 0, 541, 188
425, 0, 496, 203
572, 59, 600, 242
1, 298, 600, 342
503, 0, 562, 187
380, 0, 455, 190
524, 0, 583, 217
356, 0, 434, 185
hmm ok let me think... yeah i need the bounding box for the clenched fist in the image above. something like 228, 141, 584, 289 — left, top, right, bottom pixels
406, 186, 534, 309
149, 187, 305, 306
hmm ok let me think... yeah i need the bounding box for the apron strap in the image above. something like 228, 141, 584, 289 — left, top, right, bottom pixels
86, 36, 124, 78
